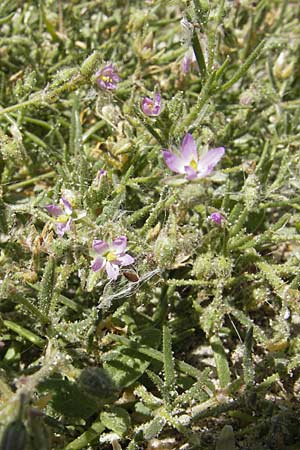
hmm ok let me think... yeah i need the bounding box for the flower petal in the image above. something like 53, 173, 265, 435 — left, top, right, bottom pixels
106, 262, 120, 280
182, 49, 198, 74
162, 151, 185, 174
116, 253, 135, 266
198, 147, 225, 177
56, 218, 72, 236
184, 166, 198, 180
45, 204, 63, 217
182, 53, 192, 74
93, 240, 109, 254
111, 236, 127, 254
91, 256, 106, 272
97, 169, 107, 182
61, 197, 73, 215
155, 93, 161, 104
181, 133, 198, 164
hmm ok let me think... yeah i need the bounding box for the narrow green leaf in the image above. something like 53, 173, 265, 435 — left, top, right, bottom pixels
178, 70, 216, 134
146, 370, 165, 397
69, 94, 82, 158
41, 7, 62, 42
162, 325, 175, 391
3, 320, 44, 347
210, 336, 231, 389
143, 416, 166, 440
191, 31, 206, 79
229, 206, 248, 237
103, 346, 151, 389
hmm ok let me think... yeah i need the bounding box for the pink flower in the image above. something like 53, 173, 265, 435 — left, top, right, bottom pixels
45, 197, 73, 237
91, 236, 134, 280
141, 93, 161, 117
162, 133, 225, 181
95, 64, 120, 90
45, 192, 86, 236
210, 212, 223, 225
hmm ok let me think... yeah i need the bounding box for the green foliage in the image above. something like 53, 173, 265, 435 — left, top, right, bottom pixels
1, 0, 300, 449
100, 406, 131, 438
38, 377, 99, 419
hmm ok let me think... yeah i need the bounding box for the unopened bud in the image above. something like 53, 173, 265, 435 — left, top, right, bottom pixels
273, 52, 294, 80
154, 231, 177, 269
80, 51, 101, 78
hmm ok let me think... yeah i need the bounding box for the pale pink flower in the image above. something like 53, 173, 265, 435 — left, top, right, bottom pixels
141, 93, 161, 117
162, 133, 225, 181
91, 236, 134, 280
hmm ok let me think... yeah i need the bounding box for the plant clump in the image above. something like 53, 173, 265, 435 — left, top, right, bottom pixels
1, 1, 300, 449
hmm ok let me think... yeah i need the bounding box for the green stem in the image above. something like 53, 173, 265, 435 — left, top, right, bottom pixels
220, 39, 266, 92
5, 171, 56, 191
178, 70, 216, 133
0, 99, 37, 117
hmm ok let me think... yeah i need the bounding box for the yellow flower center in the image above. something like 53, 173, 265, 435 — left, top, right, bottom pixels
106, 250, 117, 262
190, 159, 198, 170
101, 75, 112, 83
56, 214, 69, 223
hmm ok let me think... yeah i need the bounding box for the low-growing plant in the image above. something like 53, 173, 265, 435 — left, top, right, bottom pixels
1, 1, 300, 449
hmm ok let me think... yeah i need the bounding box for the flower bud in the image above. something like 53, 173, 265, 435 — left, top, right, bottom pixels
209, 212, 223, 226
193, 252, 214, 279
193, 253, 232, 279
80, 51, 101, 78
273, 52, 294, 80
154, 230, 177, 269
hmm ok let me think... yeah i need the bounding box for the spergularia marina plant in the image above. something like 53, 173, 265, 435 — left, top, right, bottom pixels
3, 1, 299, 448
91, 236, 134, 280
162, 133, 225, 180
